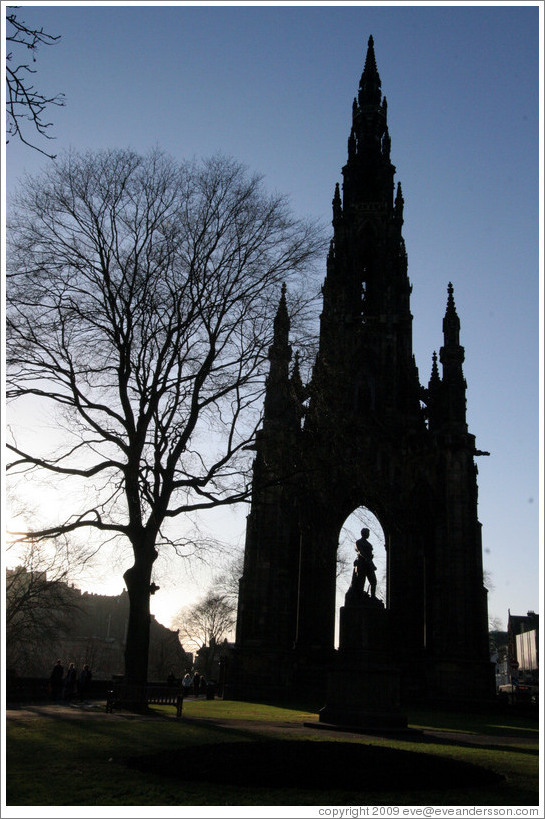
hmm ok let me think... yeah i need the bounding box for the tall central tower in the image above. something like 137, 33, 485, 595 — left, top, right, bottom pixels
231, 37, 494, 705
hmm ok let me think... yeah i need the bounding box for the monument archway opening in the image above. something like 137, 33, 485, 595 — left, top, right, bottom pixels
335, 507, 386, 648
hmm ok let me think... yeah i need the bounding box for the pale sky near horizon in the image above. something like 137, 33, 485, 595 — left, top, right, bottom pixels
3, 2, 542, 636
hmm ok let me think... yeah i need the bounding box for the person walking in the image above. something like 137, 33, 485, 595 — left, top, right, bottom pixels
50, 659, 64, 700
182, 672, 193, 698
64, 662, 77, 700
78, 664, 92, 700
193, 672, 201, 697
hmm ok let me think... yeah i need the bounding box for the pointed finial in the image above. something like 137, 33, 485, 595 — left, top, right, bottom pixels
332, 182, 342, 224
363, 34, 378, 75
442, 281, 461, 347
429, 351, 440, 385
394, 181, 404, 222
359, 34, 382, 106
274, 283, 289, 336
425, 351, 442, 430
439, 282, 467, 428
445, 282, 458, 317
291, 351, 303, 392
268, 282, 292, 369
332, 182, 341, 211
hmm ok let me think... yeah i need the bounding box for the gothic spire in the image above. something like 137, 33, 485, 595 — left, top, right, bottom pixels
290, 351, 306, 405
428, 350, 441, 391
442, 281, 461, 346
439, 282, 467, 431
263, 284, 295, 426
272, 282, 290, 344
358, 35, 382, 107
341, 35, 395, 212
332, 182, 342, 225
394, 182, 404, 224
424, 350, 442, 432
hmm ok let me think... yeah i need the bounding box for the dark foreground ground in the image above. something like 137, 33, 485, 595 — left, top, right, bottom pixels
127, 736, 505, 790
5, 698, 540, 808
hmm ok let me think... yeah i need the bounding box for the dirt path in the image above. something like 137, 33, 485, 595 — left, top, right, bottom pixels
6, 701, 539, 751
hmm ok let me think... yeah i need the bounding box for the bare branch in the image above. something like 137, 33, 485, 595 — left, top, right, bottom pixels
5, 10, 65, 157
6, 147, 325, 682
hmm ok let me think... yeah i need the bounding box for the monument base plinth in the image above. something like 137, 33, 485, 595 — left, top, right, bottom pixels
319, 658, 407, 730
320, 599, 407, 730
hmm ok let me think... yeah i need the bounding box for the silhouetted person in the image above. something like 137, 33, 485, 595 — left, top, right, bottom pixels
193, 672, 201, 697
182, 672, 193, 697
167, 671, 176, 687
355, 528, 377, 598
64, 662, 77, 700
50, 659, 64, 700
78, 664, 92, 700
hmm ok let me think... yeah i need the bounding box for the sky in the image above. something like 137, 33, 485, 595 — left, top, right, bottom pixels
2, 1, 542, 636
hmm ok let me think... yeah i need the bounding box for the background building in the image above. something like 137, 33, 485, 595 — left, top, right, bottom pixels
507, 610, 539, 686
6, 567, 189, 681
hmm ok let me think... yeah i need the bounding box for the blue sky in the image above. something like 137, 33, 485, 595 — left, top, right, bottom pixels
4, 2, 542, 632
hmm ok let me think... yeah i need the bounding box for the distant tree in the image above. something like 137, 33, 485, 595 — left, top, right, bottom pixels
488, 614, 507, 658
172, 591, 236, 678
5, 492, 96, 675
5, 540, 81, 675
495, 643, 508, 666
6, 147, 323, 685
489, 615, 503, 633
213, 550, 244, 605
148, 627, 189, 682
5, 8, 65, 156
484, 569, 495, 593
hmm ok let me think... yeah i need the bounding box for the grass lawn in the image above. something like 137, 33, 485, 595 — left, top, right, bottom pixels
5, 698, 540, 807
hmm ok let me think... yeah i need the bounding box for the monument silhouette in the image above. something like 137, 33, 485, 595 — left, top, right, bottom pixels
230, 36, 494, 709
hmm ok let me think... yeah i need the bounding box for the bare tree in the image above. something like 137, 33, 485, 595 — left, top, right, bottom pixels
6, 147, 324, 684
213, 549, 244, 605
6, 555, 75, 675
5, 8, 65, 157
172, 591, 236, 677
5, 541, 82, 676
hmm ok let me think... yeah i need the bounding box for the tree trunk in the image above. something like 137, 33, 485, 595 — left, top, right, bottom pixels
123, 541, 158, 686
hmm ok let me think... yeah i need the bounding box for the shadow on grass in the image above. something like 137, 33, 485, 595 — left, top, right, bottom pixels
126, 738, 505, 792
408, 708, 539, 739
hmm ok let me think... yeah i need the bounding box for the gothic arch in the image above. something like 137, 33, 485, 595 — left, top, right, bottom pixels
335, 506, 387, 647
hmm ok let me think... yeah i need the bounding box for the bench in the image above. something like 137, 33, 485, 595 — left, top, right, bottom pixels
106, 682, 184, 718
